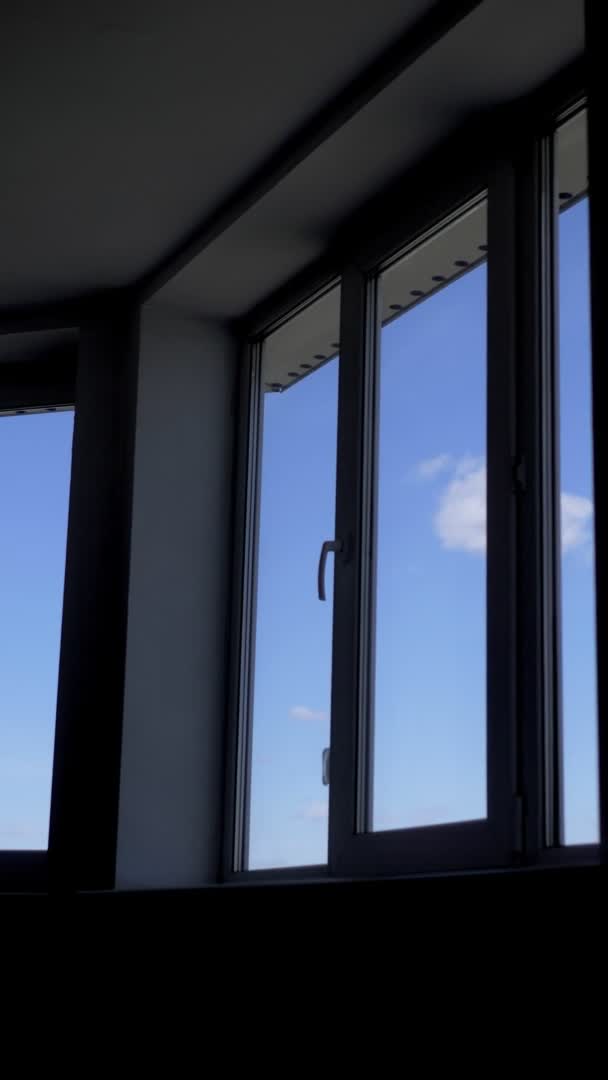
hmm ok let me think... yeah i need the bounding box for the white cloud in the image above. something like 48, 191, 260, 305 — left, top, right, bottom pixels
289, 705, 328, 722
561, 492, 593, 553
432, 456, 593, 557
434, 459, 486, 554
302, 800, 329, 820
414, 453, 452, 480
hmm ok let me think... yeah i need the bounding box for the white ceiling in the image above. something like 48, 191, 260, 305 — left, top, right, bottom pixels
158, 0, 584, 320
0, 0, 436, 312
0, 1, 584, 321
0, 329, 77, 364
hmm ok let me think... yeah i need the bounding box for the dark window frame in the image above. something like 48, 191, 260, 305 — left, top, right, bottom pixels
225, 66, 602, 883
0, 306, 139, 893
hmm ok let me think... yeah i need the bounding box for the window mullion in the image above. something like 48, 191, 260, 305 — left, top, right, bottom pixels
540, 134, 562, 848
224, 343, 263, 876
486, 158, 520, 858
328, 264, 371, 873
515, 131, 559, 859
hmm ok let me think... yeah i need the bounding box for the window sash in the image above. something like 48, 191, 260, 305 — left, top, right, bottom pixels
329, 177, 518, 877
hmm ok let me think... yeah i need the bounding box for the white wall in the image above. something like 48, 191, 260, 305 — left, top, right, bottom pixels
116, 303, 237, 888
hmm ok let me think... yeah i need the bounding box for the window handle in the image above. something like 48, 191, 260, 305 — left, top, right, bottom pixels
322, 747, 330, 786
317, 539, 342, 601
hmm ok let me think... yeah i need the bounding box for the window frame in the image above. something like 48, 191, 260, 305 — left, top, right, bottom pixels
545, 105, 598, 858
224, 293, 342, 878
226, 70, 601, 883
512, 101, 600, 869
328, 184, 521, 878
0, 307, 139, 893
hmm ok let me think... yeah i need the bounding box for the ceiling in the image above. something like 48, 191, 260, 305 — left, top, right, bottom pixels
0, 0, 584, 322
0, 328, 77, 364
0, 0, 436, 312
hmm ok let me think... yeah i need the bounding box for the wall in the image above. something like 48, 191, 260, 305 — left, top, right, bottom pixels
116, 303, 237, 888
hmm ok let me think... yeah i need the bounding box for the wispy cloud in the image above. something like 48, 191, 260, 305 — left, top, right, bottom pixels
432, 456, 593, 556
435, 458, 486, 554
302, 800, 329, 820
289, 705, 328, 722
561, 492, 593, 553
414, 453, 452, 481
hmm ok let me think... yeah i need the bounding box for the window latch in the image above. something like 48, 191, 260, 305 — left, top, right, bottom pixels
322, 747, 330, 786
318, 539, 343, 601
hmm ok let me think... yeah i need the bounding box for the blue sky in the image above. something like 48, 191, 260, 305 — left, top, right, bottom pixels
559, 198, 597, 844
0, 410, 73, 849
249, 197, 597, 869
372, 259, 487, 834
0, 203, 596, 860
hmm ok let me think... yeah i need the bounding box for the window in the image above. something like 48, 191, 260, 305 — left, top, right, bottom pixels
0, 334, 76, 859
230, 93, 601, 880
238, 287, 341, 871
0, 410, 74, 850
233, 196, 514, 878
556, 110, 598, 845
326, 193, 515, 877
372, 205, 488, 834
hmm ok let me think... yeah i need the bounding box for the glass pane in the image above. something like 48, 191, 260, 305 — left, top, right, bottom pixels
556, 111, 599, 844
372, 204, 487, 831
248, 286, 340, 868
0, 409, 74, 849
